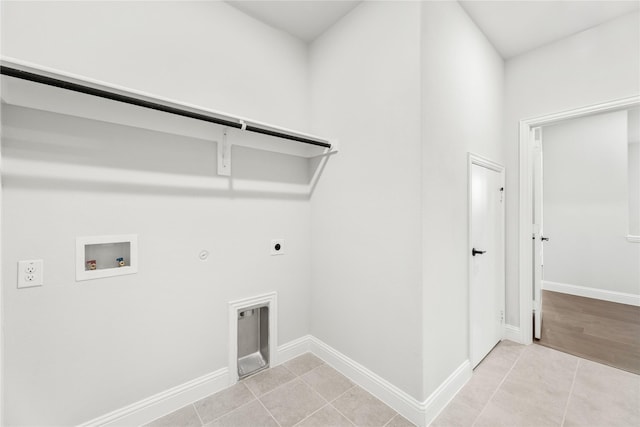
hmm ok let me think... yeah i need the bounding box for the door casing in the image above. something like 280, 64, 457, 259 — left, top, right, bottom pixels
517, 95, 640, 344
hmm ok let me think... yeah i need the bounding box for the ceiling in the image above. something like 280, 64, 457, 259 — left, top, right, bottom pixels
225, 0, 361, 43
226, 0, 639, 58
459, 1, 640, 58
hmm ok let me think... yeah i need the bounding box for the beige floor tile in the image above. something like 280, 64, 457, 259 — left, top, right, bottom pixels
472, 344, 578, 427
260, 378, 326, 426
144, 344, 639, 427
206, 400, 277, 427
144, 405, 202, 427
243, 365, 296, 396
473, 395, 559, 427
386, 413, 415, 427
296, 405, 354, 427
496, 339, 526, 350
500, 344, 576, 421
473, 340, 524, 380
564, 360, 640, 427
430, 398, 480, 427
453, 370, 502, 411
432, 340, 524, 427
194, 383, 255, 424
332, 386, 397, 426
302, 364, 354, 401
436, 342, 640, 427
284, 353, 325, 376
477, 378, 571, 426
516, 344, 578, 377
496, 373, 571, 423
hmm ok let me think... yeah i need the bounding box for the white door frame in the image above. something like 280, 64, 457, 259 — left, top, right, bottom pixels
517, 95, 640, 344
468, 152, 505, 365
0, 73, 5, 425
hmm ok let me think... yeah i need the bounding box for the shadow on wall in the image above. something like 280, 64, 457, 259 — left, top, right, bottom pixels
1, 104, 329, 200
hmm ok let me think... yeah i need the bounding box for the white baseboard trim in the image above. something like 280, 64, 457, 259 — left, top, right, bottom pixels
80, 367, 230, 427
78, 337, 310, 427
80, 335, 472, 427
308, 336, 471, 427
276, 334, 312, 365
422, 359, 472, 426
308, 336, 425, 425
503, 324, 523, 344
543, 280, 640, 307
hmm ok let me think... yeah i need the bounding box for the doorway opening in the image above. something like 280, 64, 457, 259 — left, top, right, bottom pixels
530, 108, 640, 373
518, 96, 640, 373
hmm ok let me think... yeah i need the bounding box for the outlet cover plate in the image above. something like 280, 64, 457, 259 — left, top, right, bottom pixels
17, 259, 43, 288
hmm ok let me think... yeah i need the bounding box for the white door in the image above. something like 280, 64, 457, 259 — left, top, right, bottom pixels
469, 156, 505, 368
532, 128, 544, 339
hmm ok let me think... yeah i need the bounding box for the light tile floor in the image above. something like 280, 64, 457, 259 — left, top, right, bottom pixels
146, 343, 640, 427
433, 341, 640, 427
145, 353, 414, 427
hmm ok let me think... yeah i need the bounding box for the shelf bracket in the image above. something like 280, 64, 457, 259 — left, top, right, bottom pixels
218, 128, 231, 176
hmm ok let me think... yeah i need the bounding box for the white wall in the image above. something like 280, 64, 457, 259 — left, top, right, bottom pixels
0, 0, 309, 131
504, 11, 640, 325
629, 109, 640, 236
308, 0, 505, 402
542, 111, 640, 295
630, 143, 640, 236
309, 1, 424, 400
420, 0, 504, 397
1, 1, 312, 425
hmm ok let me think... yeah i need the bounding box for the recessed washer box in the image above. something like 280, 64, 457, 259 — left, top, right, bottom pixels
76, 234, 138, 281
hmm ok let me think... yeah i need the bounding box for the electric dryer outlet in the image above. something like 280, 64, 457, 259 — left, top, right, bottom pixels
271, 239, 285, 255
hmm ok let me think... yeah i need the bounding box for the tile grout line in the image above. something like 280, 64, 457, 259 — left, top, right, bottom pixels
326, 384, 359, 426
290, 366, 333, 426
247, 366, 300, 400
328, 384, 357, 404
330, 404, 357, 427
296, 360, 327, 378
291, 403, 331, 427
383, 414, 400, 427
191, 403, 205, 426
201, 383, 260, 425
297, 369, 332, 405
296, 380, 360, 427
294, 362, 357, 426
246, 379, 283, 427
471, 346, 528, 427
256, 357, 328, 427
281, 354, 325, 375
560, 359, 580, 427
242, 357, 326, 427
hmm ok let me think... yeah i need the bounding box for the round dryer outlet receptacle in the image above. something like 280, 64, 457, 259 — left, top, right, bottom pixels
270, 239, 285, 255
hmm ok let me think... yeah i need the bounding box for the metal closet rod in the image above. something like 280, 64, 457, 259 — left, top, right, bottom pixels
0, 65, 332, 149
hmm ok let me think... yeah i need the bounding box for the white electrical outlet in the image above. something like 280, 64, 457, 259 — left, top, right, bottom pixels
271, 239, 285, 255
17, 259, 43, 288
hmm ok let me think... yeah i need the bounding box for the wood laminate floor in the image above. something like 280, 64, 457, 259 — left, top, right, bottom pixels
538, 289, 640, 374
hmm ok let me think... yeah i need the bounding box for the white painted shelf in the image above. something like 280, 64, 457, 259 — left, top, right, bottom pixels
0, 57, 338, 176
